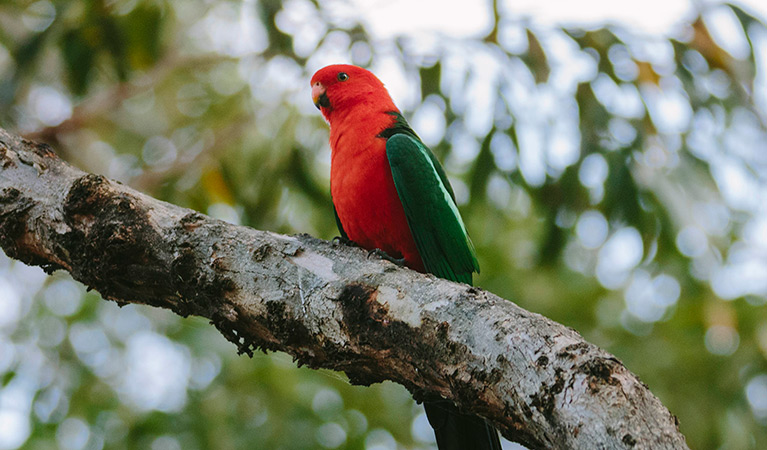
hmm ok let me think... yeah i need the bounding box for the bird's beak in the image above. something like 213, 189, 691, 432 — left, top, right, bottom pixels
312, 82, 330, 110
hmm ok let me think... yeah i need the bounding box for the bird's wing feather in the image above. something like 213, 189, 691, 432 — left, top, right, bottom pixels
332, 202, 348, 240
386, 133, 479, 284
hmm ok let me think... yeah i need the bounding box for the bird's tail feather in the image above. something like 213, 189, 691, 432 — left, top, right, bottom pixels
424, 400, 502, 450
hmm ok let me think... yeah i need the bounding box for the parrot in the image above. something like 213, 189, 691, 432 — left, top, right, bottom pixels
311, 64, 502, 450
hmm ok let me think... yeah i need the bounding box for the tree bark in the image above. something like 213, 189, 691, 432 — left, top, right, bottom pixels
0, 127, 688, 450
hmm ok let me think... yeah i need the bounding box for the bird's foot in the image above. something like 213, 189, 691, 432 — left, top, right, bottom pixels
367, 248, 406, 267
332, 235, 358, 247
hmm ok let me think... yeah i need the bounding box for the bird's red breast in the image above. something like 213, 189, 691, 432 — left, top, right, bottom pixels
311, 65, 425, 272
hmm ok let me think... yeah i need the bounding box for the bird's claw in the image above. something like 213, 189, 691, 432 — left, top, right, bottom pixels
332, 235, 358, 247
367, 248, 406, 267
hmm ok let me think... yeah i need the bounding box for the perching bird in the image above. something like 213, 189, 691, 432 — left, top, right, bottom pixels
311, 64, 501, 450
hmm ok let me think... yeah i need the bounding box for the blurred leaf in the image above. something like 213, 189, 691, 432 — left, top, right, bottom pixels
639, 191, 677, 261
567, 28, 623, 82
670, 39, 698, 98
118, 3, 164, 71
202, 166, 235, 205
469, 130, 494, 204
1, 28, 48, 111
258, 0, 295, 56
691, 16, 734, 75
483, 0, 500, 44
524, 29, 549, 84
727, 3, 763, 30
537, 203, 565, 266
576, 82, 609, 154
99, 14, 129, 81
635, 60, 660, 85
419, 62, 441, 100
1, 371, 14, 387
727, 3, 761, 84
11, 26, 49, 75
60, 29, 96, 96
602, 157, 641, 224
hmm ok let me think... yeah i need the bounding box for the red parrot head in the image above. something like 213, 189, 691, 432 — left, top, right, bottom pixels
310, 64, 397, 122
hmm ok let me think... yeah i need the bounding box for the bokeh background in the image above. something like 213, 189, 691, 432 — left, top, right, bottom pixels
1, 0, 767, 448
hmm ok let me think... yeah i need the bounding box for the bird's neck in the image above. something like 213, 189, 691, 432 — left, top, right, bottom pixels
328, 103, 399, 155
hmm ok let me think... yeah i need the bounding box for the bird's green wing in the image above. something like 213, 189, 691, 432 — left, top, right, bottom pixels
333, 202, 348, 240
386, 133, 479, 284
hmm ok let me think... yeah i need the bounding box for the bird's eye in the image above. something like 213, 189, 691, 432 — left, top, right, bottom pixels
337, 72, 349, 82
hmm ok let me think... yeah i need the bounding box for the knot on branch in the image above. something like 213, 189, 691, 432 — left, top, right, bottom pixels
0, 187, 41, 264
62, 174, 172, 305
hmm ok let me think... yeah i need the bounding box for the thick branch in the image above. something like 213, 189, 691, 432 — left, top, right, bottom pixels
0, 128, 688, 450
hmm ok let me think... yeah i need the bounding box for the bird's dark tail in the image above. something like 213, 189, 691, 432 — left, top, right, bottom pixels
424, 400, 502, 450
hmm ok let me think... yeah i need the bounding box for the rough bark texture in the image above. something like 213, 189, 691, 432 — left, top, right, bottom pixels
0, 127, 688, 449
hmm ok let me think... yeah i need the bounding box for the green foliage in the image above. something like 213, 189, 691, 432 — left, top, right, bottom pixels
1, 1, 767, 449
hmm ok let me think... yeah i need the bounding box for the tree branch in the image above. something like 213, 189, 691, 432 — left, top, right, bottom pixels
0, 127, 688, 450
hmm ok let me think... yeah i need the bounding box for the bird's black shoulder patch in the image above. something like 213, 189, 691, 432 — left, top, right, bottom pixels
377, 111, 419, 140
